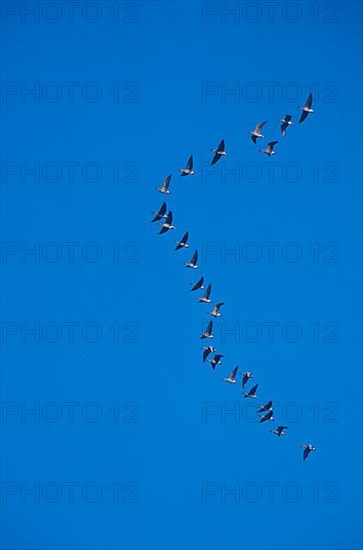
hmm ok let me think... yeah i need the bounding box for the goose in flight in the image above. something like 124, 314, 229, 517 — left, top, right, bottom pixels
211, 139, 226, 165
271, 426, 288, 437
208, 353, 224, 370
198, 284, 212, 303
158, 211, 176, 234
259, 409, 274, 423
258, 400, 273, 413
185, 250, 198, 269
259, 141, 278, 157
208, 302, 224, 318
301, 444, 316, 461
280, 114, 293, 136
202, 345, 216, 362
200, 320, 214, 339
241, 371, 253, 389
151, 202, 168, 223
223, 366, 239, 384
250, 121, 267, 143
175, 231, 189, 250
155, 174, 172, 194
243, 383, 258, 398
299, 93, 314, 123
179, 155, 196, 176
191, 276, 204, 292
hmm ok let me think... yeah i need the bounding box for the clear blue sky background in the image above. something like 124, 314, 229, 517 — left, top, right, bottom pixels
1, 1, 362, 549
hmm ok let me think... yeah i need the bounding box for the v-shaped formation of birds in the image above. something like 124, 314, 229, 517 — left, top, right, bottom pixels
150, 92, 316, 462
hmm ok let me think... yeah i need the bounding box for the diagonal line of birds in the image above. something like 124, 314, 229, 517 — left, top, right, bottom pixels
150, 92, 316, 463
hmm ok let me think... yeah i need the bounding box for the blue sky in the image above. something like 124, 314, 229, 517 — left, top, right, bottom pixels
1, 1, 362, 549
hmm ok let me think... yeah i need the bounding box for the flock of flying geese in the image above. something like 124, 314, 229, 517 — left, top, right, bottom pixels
150, 93, 316, 462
